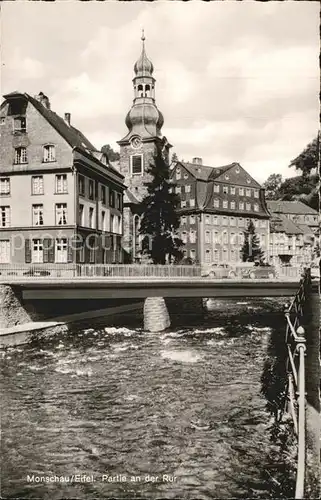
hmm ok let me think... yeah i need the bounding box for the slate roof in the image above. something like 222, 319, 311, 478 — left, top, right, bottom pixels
180, 161, 235, 181
267, 200, 318, 215
270, 213, 303, 235
3, 91, 96, 153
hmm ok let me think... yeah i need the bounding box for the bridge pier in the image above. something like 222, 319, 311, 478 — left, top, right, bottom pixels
0, 285, 33, 329
143, 297, 171, 332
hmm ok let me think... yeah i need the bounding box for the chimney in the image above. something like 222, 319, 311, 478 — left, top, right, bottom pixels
35, 91, 51, 109
192, 157, 202, 165
64, 113, 71, 126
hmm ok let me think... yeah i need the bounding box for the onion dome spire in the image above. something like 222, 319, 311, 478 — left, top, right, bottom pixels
134, 29, 154, 77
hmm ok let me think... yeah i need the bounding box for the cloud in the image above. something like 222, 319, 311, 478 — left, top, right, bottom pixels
1, 1, 319, 182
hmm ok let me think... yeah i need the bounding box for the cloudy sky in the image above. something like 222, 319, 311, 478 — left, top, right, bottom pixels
1, 1, 319, 183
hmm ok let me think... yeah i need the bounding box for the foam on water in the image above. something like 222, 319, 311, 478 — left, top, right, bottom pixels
160, 349, 202, 363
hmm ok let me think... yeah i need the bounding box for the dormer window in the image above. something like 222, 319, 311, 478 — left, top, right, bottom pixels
176, 168, 181, 180
13, 116, 26, 132
223, 186, 228, 194
130, 155, 143, 175
14, 147, 27, 164
43, 144, 56, 163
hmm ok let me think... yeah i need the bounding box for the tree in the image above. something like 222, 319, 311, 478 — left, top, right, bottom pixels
290, 135, 319, 177
241, 220, 265, 263
171, 152, 178, 162
262, 173, 283, 200
101, 144, 120, 162
139, 147, 183, 264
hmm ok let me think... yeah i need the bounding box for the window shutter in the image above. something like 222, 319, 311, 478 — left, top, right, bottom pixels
25, 239, 31, 263
67, 239, 74, 263
48, 240, 55, 263
43, 238, 51, 263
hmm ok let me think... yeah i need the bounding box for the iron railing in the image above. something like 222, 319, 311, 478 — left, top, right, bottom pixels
283, 268, 310, 499
0, 263, 304, 281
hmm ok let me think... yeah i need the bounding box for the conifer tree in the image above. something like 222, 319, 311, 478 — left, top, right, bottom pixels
241, 220, 265, 263
139, 147, 183, 264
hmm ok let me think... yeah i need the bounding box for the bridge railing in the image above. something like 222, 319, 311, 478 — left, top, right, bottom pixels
283, 269, 310, 499
0, 263, 305, 280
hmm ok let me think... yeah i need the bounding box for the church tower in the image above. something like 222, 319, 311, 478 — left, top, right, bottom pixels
118, 31, 172, 262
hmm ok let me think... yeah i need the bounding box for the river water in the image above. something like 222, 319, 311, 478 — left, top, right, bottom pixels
1, 298, 293, 499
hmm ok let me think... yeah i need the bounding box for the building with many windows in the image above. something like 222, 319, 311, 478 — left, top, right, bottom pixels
0, 91, 125, 265
170, 158, 270, 265
267, 200, 319, 266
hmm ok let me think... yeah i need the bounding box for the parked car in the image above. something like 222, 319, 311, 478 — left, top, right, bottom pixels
23, 268, 51, 277
201, 263, 237, 279
241, 265, 277, 279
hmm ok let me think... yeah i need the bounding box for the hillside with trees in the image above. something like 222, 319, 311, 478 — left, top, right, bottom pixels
262, 136, 319, 211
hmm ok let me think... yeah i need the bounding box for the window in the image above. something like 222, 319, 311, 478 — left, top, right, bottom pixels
238, 218, 244, 227
205, 249, 211, 263
190, 249, 196, 260
253, 219, 259, 228
185, 185, 191, 193
14, 147, 27, 164
32, 239, 43, 263
55, 203, 67, 225
1, 207, 10, 227
239, 187, 244, 196
239, 202, 244, 210
131, 155, 143, 175
0, 240, 10, 263
0, 178, 10, 195
254, 203, 259, 212
190, 230, 196, 243
189, 199, 195, 208
230, 233, 236, 245
213, 216, 218, 225
109, 190, 115, 208
246, 203, 251, 211
176, 186, 181, 194
176, 168, 181, 180
254, 190, 259, 199
213, 231, 219, 244
214, 184, 220, 193
55, 174, 67, 194
181, 200, 186, 208
89, 180, 94, 200
79, 204, 84, 226
223, 200, 228, 209
100, 185, 106, 205
246, 188, 251, 197
223, 186, 228, 194
213, 249, 219, 262
55, 238, 68, 263
31, 239, 43, 262
230, 217, 236, 226
43, 145, 56, 162
223, 231, 228, 244
190, 215, 196, 225
32, 204, 44, 226
222, 216, 228, 226
31, 176, 44, 195
230, 186, 236, 195
89, 207, 95, 229
117, 193, 122, 211
205, 231, 211, 244
205, 215, 211, 225
260, 220, 266, 228
184, 173, 189, 180
79, 175, 85, 196
13, 116, 26, 132
213, 199, 219, 208
181, 216, 187, 225
230, 201, 235, 209
239, 233, 244, 245
181, 231, 188, 244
